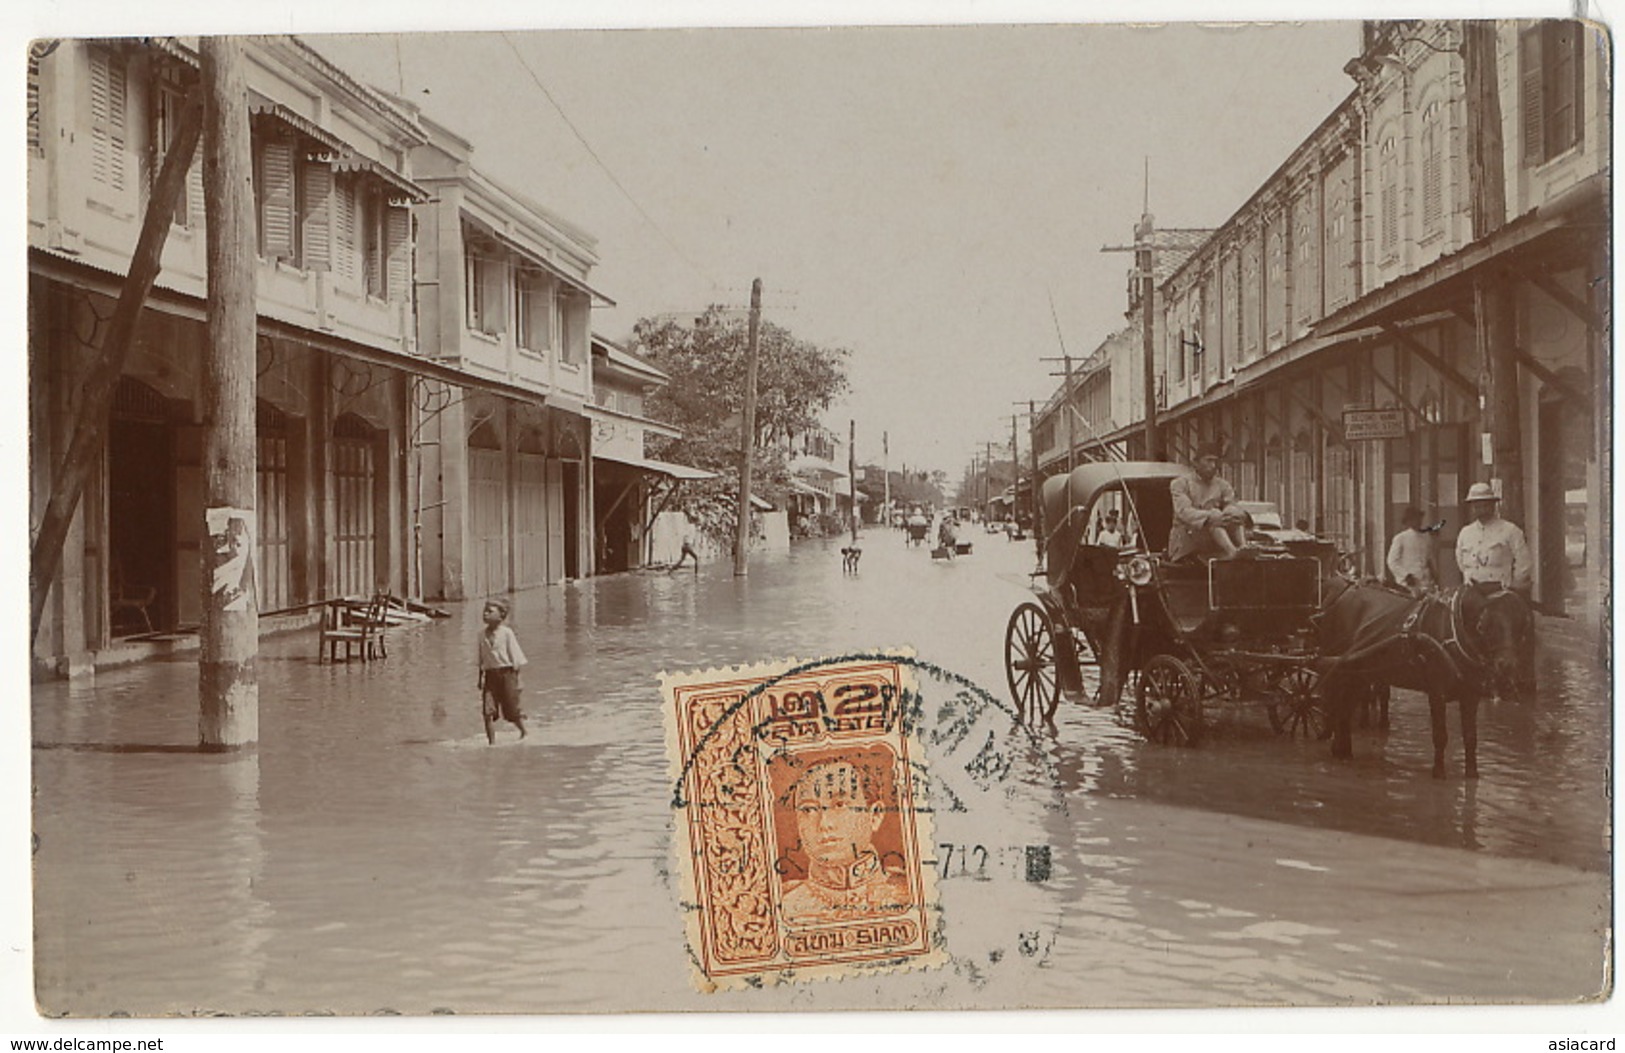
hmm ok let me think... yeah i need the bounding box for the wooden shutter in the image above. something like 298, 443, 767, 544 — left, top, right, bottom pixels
186, 141, 205, 228
482, 255, 507, 335
302, 159, 333, 271
386, 205, 410, 301
27, 50, 41, 152
89, 47, 128, 191
334, 177, 358, 283
1549, 22, 1580, 155
259, 135, 296, 262
1521, 26, 1546, 165
1421, 121, 1443, 232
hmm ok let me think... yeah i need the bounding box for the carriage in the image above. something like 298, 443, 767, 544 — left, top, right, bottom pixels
1002, 462, 1339, 744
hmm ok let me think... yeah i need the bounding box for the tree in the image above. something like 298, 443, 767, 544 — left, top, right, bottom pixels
630, 307, 850, 546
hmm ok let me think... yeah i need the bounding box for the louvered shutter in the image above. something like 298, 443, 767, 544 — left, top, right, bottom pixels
1549, 22, 1579, 154
385, 206, 410, 302
89, 48, 128, 191
1521, 27, 1546, 165
27, 51, 40, 152
1421, 123, 1442, 232
302, 159, 333, 271
186, 141, 205, 228
334, 178, 358, 283
259, 136, 296, 262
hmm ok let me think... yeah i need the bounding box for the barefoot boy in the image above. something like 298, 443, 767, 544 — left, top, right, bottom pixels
477, 599, 528, 745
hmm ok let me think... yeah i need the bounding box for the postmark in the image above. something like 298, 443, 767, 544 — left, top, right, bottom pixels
662, 654, 946, 990
663, 650, 1071, 993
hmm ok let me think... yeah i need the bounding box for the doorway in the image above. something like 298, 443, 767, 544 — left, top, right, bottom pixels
563, 460, 582, 579
107, 380, 175, 636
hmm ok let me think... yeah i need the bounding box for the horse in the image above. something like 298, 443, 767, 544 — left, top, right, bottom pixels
1313, 581, 1534, 778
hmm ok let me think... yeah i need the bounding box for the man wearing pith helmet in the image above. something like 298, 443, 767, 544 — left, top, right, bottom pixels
1455, 481, 1532, 598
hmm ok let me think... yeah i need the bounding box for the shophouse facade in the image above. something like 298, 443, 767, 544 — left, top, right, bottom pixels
404, 107, 610, 600
1039, 18, 1607, 628
29, 36, 435, 677
588, 335, 707, 574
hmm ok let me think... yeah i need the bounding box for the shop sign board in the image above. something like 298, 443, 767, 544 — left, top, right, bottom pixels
1342, 408, 1407, 441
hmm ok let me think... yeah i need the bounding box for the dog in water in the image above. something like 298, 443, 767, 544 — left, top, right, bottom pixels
840, 546, 862, 573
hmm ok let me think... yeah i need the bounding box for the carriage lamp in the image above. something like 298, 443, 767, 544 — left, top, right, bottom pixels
1124, 555, 1154, 586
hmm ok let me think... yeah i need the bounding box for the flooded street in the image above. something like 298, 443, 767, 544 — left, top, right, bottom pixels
32, 532, 1610, 1015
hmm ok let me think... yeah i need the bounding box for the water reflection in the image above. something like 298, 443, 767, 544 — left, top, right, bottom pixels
31, 533, 1609, 1013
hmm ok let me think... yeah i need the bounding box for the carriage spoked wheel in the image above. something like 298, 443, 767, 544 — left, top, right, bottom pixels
1134, 653, 1204, 747
1004, 603, 1060, 725
1265, 666, 1327, 740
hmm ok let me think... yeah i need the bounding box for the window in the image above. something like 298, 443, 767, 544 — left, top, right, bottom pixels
514, 267, 553, 353
27, 45, 43, 153
88, 45, 128, 192
560, 291, 586, 365
1173, 326, 1185, 382
1420, 101, 1443, 234
152, 68, 202, 228
464, 230, 507, 336
254, 130, 301, 264
1522, 20, 1585, 165
1241, 239, 1260, 362
1378, 136, 1399, 259
360, 183, 387, 299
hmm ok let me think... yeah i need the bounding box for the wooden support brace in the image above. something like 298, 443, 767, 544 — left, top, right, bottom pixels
1380, 323, 1478, 399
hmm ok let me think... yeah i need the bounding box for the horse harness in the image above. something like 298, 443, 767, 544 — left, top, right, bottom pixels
1394, 585, 1501, 688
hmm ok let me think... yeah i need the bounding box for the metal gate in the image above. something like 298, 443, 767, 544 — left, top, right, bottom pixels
468, 447, 509, 596
515, 452, 548, 588
333, 416, 376, 598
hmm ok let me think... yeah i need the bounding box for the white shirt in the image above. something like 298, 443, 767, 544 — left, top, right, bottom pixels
1455, 515, 1531, 590
1386, 528, 1435, 590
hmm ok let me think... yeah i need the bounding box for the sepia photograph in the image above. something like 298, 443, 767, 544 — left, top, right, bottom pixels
9, 0, 1615, 1037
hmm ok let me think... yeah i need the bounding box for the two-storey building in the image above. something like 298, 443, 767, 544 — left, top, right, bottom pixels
400, 105, 610, 599
29, 36, 433, 676
1041, 18, 1606, 626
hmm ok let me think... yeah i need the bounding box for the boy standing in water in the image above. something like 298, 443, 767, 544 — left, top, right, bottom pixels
477, 599, 528, 745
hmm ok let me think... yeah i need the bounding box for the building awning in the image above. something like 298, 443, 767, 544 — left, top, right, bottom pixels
788, 478, 826, 498
464, 214, 616, 307
594, 450, 716, 481
749, 494, 775, 511
248, 93, 429, 203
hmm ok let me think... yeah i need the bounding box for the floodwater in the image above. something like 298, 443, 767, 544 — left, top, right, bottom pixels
31, 530, 1611, 1016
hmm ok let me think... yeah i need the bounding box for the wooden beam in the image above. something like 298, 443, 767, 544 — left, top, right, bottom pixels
1514, 348, 1588, 405
1380, 322, 1478, 399
1519, 263, 1607, 333
1284, 383, 1346, 445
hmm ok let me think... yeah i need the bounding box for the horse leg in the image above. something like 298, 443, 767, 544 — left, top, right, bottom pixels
1376, 684, 1391, 732
1428, 694, 1449, 779
1324, 670, 1354, 760
1460, 694, 1480, 780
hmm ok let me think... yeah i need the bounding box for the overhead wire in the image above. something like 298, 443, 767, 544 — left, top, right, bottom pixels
496, 32, 723, 296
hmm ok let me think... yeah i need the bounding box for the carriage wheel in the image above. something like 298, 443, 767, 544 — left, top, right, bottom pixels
1135, 654, 1203, 747
1266, 666, 1327, 740
1005, 603, 1060, 725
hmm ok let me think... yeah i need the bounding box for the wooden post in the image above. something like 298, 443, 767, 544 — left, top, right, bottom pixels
882, 430, 890, 525
733, 278, 762, 576
28, 85, 203, 644
848, 418, 858, 544
1029, 399, 1042, 564
1137, 213, 1162, 460
1464, 21, 1521, 522
198, 37, 259, 750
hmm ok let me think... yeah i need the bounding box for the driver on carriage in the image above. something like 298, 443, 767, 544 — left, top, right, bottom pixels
1167, 443, 1249, 563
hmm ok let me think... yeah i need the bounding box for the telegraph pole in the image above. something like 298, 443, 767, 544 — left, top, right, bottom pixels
734, 278, 762, 576
882, 430, 890, 526
984, 441, 993, 510
198, 37, 259, 749
1041, 354, 1079, 471
849, 418, 859, 544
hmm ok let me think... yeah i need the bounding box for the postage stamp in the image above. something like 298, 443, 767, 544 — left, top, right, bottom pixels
662, 654, 947, 990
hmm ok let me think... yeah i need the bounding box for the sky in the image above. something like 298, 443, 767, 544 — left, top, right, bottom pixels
307, 23, 1361, 477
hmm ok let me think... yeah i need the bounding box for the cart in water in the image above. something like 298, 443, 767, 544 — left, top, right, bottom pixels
1003, 461, 1337, 745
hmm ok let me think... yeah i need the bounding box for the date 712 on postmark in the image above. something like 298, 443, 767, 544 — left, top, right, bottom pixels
662, 655, 946, 990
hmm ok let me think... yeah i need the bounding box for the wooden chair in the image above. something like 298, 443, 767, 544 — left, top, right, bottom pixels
110, 560, 157, 636
318, 594, 389, 663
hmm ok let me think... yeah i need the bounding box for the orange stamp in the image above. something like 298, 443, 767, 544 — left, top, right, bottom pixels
662, 655, 945, 990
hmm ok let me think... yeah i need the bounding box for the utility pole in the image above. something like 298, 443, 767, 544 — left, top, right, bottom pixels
1028, 400, 1043, 564
198, 37, 258, 749
734, 278, 762, 576
1463, 21, 1521, 522
1136, 212, 1162, 461
849, 418, 858, 544
882, 430, 890, 526
1040, 354, 1079, 471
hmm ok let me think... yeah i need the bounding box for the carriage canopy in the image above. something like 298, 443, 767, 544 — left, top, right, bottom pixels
1040, 461, 1183, 587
